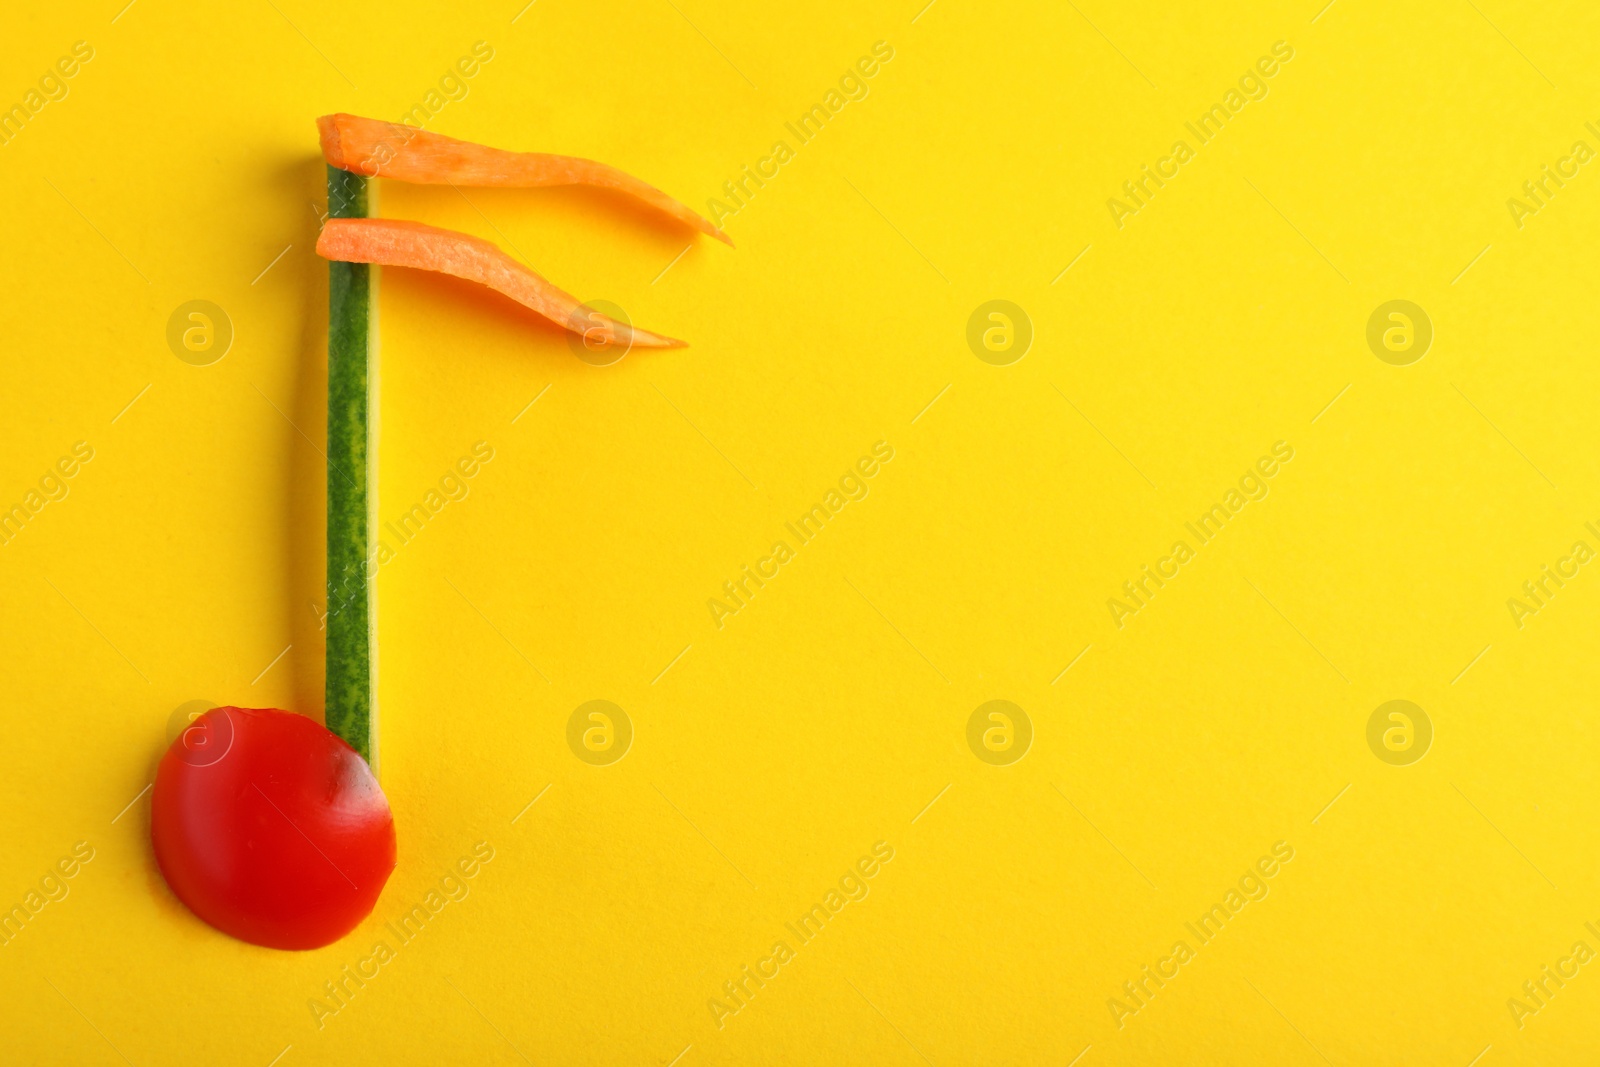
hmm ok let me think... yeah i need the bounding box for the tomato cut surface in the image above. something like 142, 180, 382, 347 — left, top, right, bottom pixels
151, 707, 396, 950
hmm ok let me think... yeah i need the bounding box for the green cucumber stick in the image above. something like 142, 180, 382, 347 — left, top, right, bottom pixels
325, 164, 380, 770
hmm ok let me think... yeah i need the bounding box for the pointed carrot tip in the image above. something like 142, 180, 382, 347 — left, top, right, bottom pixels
699, 220, 735, 247
695, 216, 734, 247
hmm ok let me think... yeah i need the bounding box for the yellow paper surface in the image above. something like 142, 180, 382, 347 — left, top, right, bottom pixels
3, 1, 1600, 1063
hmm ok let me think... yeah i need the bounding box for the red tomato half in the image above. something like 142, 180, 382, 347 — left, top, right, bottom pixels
151, 707, 396, 950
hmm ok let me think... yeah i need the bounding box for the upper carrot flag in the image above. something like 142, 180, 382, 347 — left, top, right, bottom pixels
317, 112, 732, 246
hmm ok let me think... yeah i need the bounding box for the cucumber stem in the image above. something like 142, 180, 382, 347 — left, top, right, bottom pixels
325, 165, 378, 770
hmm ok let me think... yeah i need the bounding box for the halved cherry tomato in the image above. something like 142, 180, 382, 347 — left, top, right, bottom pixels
151, 707, 396, 950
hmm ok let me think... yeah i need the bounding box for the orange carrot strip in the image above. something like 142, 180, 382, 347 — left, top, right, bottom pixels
316, 217, 686, 349
318, 113, 732, 247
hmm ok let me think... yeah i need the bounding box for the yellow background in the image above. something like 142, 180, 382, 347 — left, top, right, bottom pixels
3, 0, 1600, 1063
